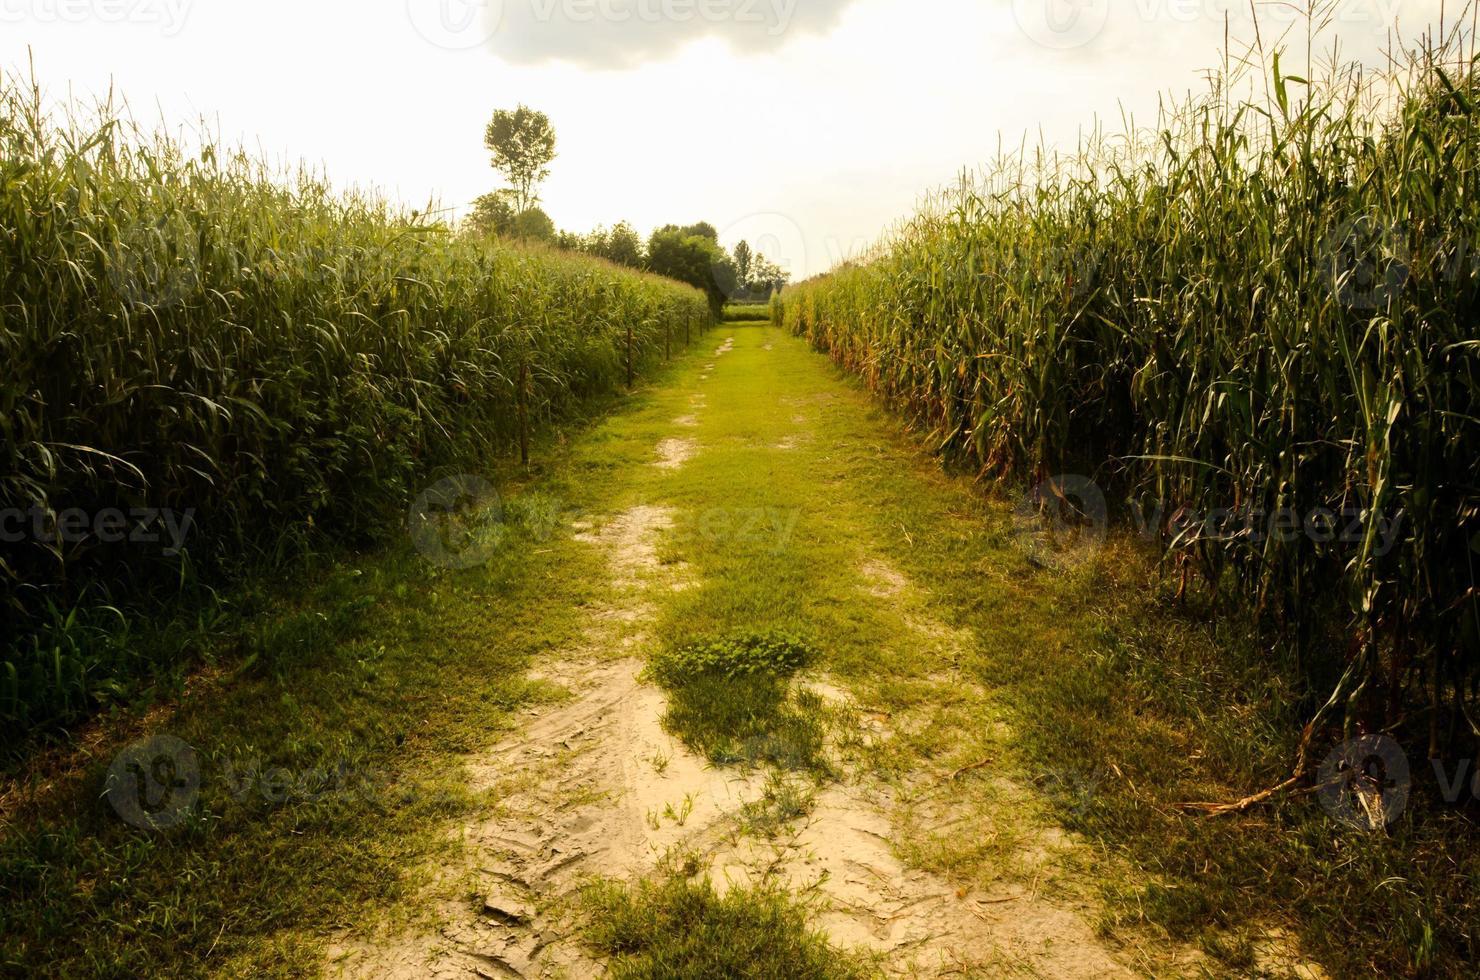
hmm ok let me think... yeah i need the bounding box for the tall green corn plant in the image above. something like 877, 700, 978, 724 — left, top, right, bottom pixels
0, 75, 710, 734
777, 19, 1480, 753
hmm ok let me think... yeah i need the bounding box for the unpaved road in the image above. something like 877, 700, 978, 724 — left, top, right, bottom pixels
325, 327, 1274, 979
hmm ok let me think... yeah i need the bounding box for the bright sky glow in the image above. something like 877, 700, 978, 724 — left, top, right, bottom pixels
0, 0, 1457, 278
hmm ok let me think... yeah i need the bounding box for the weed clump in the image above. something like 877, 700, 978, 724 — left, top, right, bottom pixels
648, 631, 815, 686
646, 631, 830, 773
583, 869, 873, 979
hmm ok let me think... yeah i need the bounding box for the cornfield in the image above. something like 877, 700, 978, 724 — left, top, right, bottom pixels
0, 74, 709, 733
776, 23, 1480, 755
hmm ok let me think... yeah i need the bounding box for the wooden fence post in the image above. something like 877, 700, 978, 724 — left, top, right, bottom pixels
518, 359, 530, 468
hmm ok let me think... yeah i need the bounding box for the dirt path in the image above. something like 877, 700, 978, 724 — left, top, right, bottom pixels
327, 327, 1202, 978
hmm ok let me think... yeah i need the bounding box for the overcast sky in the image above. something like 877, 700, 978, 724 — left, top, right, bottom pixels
0, 0, 1458, 278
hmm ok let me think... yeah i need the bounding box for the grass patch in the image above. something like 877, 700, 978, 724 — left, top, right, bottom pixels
739, 772, 818, 839
647, 631, 816, 685
582, 867, 873, 979
646, 632, 830, 773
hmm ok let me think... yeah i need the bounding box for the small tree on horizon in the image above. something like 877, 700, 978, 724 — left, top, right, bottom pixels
748, 253, 789, 298
484, 105, 557, 214
733, 240, 753, 286
511, 206, 556, 243
465, 191, 516, 237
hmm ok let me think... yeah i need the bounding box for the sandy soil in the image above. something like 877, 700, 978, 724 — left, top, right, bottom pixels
652, 438, 697, 470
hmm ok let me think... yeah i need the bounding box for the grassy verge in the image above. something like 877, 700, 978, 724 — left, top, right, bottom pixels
721, 302, 773, 323
577, 323, 1476, 975
765, 339, 1480, 975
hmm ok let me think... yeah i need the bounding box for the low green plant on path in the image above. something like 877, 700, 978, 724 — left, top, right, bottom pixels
582, 867, 875, 980
645, 630, 830, 773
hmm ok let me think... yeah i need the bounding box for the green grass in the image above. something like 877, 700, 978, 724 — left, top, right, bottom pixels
578, 323, 1477, 975
0, 520, 597, 977
0, 361, 689, 977
582, 866, 875, 979
645, 632, 831, 771
738, 772, 818, 839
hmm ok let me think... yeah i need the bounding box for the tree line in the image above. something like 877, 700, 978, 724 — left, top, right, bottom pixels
465, 105, 787, 313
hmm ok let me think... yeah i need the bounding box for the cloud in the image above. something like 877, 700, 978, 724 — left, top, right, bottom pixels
481, 0, 860, 68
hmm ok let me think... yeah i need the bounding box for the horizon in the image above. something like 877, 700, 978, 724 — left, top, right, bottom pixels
0, 0, 1461, 279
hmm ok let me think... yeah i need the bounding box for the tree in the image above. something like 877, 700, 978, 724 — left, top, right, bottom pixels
647, 226, 735, 316
511, 207, 556, 243
484, 105, 557, 214
748, 253, 789, 297
654, 222, 718, 242
601, 221, 645, 268
466, 192, 515, 238
557, 221, 646, 267
733, 240, 753, 286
